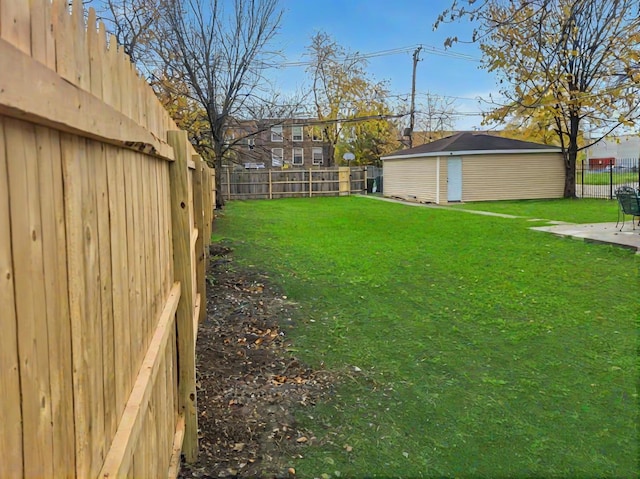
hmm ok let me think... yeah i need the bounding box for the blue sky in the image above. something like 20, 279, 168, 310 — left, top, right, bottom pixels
267, 0, 500, 130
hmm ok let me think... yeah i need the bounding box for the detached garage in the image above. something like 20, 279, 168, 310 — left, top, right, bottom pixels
381, 133, 565, 204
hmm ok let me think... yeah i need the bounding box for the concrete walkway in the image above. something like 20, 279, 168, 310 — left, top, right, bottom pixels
361, 195, 640, 253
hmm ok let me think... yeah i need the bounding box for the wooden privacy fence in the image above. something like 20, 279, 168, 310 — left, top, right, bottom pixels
0, 1, 214, 478
221, 166, 367, 200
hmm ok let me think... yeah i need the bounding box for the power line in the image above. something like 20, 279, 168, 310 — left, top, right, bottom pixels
271, 43, 480, 68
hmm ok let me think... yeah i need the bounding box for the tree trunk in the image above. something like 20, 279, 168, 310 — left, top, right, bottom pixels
563, 112, 580, 198
215, 155, 225, 209
563, 149, 577, 198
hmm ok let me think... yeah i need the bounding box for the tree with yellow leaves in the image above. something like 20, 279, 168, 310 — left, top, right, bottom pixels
437, 0, 640, 197
334, 82, 402, 166
306, 32, 402, 166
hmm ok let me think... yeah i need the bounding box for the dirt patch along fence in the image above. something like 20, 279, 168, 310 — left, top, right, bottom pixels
0, 1, 213, 478
220, 166, 367, 200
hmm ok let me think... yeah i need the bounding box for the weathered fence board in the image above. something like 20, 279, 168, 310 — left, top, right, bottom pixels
0, 0, 215, 477
0, 120, 23, 479
168, 131, 199, 464
221, 166, 368, 200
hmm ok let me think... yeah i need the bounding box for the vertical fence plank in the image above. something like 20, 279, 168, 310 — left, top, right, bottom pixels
163, 164, 175, 297
124, 151, 140, 386
36, 126, 75, 478
79, 139, 107, 479
29, 0, 55, 68
51, 0, 73, 81
108, 34, 123, 111
71, 0, 89, 90
61, 133, 92, 479
0, 0, 30, 53
202, 164, 212, 247
106, 146, 132, 422
150, 161, 163, 333
103, 33, 118, 111
140, 157, 152, 347
6, 118, 54, 479
0, 119, 24, 479
210, 169, 216, 211
207, 166, 213, 240
155, 352, 168, 478
167, 328, 178, 449
157, 163, 171, 296
193, 156, 206, 324
167, 130, 198, 463
95, 141, 117, 447
87, 7, 104, 100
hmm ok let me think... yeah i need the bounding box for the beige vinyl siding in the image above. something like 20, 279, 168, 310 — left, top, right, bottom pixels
384, 158, 438, 202
461, 153, 565, 202
438, 157, 448, 203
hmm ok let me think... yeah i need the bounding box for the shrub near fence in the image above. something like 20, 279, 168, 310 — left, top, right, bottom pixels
0, 1, 213, 478
221, 166, 367, 200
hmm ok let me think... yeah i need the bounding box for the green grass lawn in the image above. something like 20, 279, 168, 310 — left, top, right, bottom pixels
580, 171, 639, 186
212, 197, 638, 478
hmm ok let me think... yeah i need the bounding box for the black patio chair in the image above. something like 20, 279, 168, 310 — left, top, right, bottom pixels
614, 186, 640, 231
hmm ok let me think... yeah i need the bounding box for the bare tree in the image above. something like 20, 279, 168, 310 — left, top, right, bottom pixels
414, 93, 458, 144
86, 0, 162, 64
156, 0, 286, 208
306, 32, 400, 165
89, 0, 288, 208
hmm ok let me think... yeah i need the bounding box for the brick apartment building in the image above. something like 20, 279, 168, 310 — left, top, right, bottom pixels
228, 119, 333, 169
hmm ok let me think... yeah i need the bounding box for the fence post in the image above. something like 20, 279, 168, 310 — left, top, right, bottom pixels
202, 163, 212, 248
167, 130, 198, 463
309, 168, 313, 197
209, 168, 216, 213
363, 166, 367, 194
609, 164, 614, 199
226, 166, 231, 201
269, 169, 273, 199
338, 167, 350, 196
193, 155, 207, 325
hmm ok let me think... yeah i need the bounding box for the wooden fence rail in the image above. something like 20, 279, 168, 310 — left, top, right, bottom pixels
0, 1, 214, 477
221, 166, 367, 200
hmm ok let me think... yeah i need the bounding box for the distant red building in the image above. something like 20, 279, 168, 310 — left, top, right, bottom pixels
589, 157, 615, 170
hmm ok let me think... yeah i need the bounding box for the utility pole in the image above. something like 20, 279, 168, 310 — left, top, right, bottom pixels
409, 46, 422, 149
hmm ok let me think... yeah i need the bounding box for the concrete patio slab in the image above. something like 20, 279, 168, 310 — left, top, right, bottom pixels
531, 222, 640, 253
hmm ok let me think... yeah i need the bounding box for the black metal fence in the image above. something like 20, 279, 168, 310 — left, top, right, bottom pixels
576, 158, 640, 199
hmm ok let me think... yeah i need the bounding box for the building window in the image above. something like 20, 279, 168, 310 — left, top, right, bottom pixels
292, 125, 303, 142
312, 147, 323, 165
272, 148, 283, 167
247, 138, 255, 150
311, 126, 323, 141
271, 125, 283, 142
292, 147, 304, 165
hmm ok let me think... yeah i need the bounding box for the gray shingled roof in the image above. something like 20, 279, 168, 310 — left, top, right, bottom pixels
384, 132, 561, 158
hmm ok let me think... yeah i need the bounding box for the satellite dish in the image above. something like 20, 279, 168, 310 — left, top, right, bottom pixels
343, 152, 355, 161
